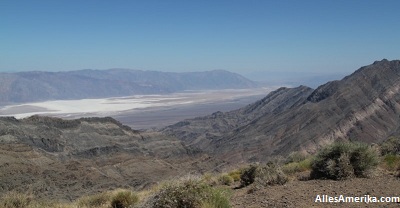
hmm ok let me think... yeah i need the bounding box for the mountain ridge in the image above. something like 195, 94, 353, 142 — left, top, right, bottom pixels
164, 59, 400, 162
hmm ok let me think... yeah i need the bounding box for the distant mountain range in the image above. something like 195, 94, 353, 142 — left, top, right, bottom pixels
163, 59, 400, 162
0, 69, 258, 104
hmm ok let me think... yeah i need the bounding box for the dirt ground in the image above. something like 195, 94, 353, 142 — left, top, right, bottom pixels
231, 171, 400, 208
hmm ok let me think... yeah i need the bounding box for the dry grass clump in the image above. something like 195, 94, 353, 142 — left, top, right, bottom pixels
218, 174, 234, 186
0, 191, 70, 208
381, 154, 400, 171
77, 192, 111, 208
1, 191, 33, 208
77, 189, 138, 208
282, 157, 313, 175
110, 189, 139, 208
227, 170, 241, 182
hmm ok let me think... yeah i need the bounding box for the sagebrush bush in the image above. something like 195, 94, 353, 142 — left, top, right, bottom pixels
254, 163, 288, 186
240, 163, 288, 187
311, 142, 379, 180
150, 177, 231, 208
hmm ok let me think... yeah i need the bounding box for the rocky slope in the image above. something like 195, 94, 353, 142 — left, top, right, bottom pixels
162, 86, 314, 150
0, 69, 258, 104
0, 116, 218, 201
164, 59, 400, 163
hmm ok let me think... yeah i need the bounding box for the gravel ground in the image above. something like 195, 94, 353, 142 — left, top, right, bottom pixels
231, 171, 400, 208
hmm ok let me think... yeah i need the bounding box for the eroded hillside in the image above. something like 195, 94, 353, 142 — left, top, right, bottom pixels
0, 116, 219, 201
164, 59, 400, 163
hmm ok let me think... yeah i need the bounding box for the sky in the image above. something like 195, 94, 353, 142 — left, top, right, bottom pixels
1, 0, 399, 82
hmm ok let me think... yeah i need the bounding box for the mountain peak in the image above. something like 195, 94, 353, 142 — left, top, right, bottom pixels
373, 58, 389, 65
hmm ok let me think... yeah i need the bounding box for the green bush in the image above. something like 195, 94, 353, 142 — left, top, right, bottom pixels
311, 142, 379, 180
380, 137, 400, 155
150, 178, 231, 208
240, 163, 288, 187
110, 190, 139, 208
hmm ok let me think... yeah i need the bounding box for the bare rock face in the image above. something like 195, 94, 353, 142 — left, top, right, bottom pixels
165, 59, 400, 163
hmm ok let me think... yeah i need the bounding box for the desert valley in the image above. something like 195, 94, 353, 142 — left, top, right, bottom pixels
1, 60, 400, 207
2, 1, 400, 207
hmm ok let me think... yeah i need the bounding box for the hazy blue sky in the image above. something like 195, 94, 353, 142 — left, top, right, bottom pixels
1, 0, 399, 81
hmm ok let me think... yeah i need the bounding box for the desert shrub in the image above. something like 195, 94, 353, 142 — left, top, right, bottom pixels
150, 178, 231, 208
240, 165, 258, 187
1, 192, 33, 208
240, 163, 288, 187
218, 174, 234, 186
380, 137, 400, 155
254, 163, 288, 186
311, 142, 379, 180
77, 192, 110, 208
110, 190, 139, 208
382, 154, 400, 171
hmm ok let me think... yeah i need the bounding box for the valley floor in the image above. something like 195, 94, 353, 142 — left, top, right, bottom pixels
231, 172, 400, 208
